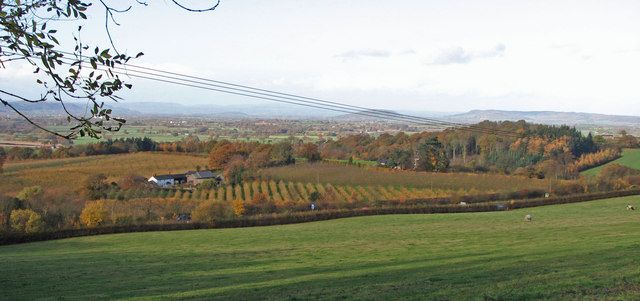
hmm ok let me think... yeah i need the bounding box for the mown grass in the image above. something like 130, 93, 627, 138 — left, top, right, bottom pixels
259, 161, 550, 191
0, 153, 208, 197
582, 148, 640, 176
2, 196, 639, 300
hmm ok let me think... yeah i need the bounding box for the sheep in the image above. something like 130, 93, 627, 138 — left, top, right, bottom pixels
459, 201, 467, 206
627, 205, 636, 211
524, 214, 532, 222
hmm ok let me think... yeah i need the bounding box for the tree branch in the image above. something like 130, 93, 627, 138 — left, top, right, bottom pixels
0, 97, 72, 139
171, 0, 220, 12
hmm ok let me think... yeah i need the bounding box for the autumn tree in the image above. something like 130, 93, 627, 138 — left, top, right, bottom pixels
0, 197, 23, 230
385, 148, 412, 169
615, 130, 639, 148
415, 137, 449, 172
223, 157, 248, 186
117, 174, 150, 190
80, 200, 109, 228
231, 199, 245, 217
0, 148, 5, 174
209, 143, 249, 170
296, 142, 321, 162
10, 208, 44, 233
16, 186, 43, 203
249, 191, 274, 214
269, 142, 294, 166
83, 173, 109, 199
246, 144, 271, 168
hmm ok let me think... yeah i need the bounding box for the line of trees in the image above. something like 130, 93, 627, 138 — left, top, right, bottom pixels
2, 121, 632, 181
317, 121, 609, 179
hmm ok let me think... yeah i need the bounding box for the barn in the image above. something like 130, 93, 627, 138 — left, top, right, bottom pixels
148, 174, 187, 188
186, 170, 223, 186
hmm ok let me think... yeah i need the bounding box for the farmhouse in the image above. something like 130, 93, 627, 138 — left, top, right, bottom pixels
148, 173, 187, 188
186, 170, 223, 186
148, 170, 222, 188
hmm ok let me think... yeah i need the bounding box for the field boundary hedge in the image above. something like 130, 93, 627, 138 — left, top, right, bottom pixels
2, 189, 639, 245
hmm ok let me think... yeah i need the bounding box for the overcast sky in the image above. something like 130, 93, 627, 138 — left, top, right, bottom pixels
3, 0, 640, 115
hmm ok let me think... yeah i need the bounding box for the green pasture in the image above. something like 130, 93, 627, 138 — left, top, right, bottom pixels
1, 196, 640, 300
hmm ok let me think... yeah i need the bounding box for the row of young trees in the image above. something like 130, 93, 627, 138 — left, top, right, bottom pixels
573, 149, 622, 172
3, 161, 639, 235
64, 166, 640, 229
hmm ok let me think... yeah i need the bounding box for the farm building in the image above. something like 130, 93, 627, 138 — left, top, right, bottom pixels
148, 174, 188, 188
148, 170, 222, 188
186, 170, 223, 186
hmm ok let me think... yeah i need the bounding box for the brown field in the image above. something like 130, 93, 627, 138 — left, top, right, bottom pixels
1, 153, 208, 197
257, 162, 551, 192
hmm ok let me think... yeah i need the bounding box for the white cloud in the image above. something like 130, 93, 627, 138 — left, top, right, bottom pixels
334, 49, 391, 61
431, 44, 506, 65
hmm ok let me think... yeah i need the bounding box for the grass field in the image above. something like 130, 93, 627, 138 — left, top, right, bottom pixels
259, 162, 551, 191
0, 153, 208, 197
582, 148, 640, 177
2, 196, 639, 300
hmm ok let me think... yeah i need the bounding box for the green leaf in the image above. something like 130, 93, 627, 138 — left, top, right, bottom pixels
100, 49, 111, 58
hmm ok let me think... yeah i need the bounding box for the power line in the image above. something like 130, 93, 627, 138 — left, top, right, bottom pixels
30, 48, 521, 136
23, 48, 521, 136
76, 61, 522, 138
98, 59, 522, 137
7, 50, 524, 138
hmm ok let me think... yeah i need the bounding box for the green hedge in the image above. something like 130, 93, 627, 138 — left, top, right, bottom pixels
1, 189, 638, 245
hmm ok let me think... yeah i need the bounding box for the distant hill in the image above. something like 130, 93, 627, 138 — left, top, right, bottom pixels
4, 102, 639, 126
448, 110, 640, 126
0, 101, 308, 118
0, 101, 141, 117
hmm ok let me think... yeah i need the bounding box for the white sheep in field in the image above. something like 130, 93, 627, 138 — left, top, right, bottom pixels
524, 214, 532, 222
627, 205, 636, 211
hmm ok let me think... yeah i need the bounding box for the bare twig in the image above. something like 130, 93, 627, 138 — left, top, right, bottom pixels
171, 0, 220, 12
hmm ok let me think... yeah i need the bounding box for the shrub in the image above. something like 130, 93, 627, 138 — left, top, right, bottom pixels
118, 174, 151, 190
80, 201, 109, 228
551, 182, 584, 196
0, 197, 23, 230
10, 209, 44, 233
191, 201, 232, 223
197, 179, 221, 191
600, 164, 640, 180
309, 191, 320, 203
16, 186, 44, 202
84, 174, 109, 200
232, 199, 246, 217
